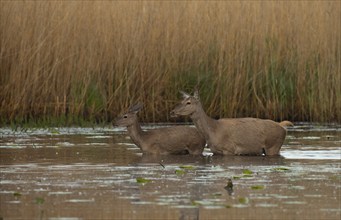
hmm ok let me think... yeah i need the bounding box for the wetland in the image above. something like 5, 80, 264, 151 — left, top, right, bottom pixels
0, 123, 340, 219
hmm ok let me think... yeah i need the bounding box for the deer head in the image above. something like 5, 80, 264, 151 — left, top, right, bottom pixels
171, 90, 201, 117
115, 103, 143, 127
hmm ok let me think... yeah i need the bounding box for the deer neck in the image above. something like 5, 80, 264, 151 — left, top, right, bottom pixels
190, 104, 217, 141
127, 120, 144, 148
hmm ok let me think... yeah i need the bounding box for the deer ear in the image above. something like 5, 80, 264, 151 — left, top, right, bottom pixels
129, 103, 143, 113
193, 89, 200, 100
180, 91, 190, 99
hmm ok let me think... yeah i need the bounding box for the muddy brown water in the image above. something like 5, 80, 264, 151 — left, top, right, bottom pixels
0, 123, 340, 220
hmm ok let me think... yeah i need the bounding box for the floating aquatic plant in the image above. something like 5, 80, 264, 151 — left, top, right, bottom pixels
136, 177, 152, 184
13, 192, 21, 197
35, 197, 45, 204
179, 165, 194, 170
175, 165, 195, 176
175, 169, 186, 176
238, 197, 249, 204
242, 169, 253, 175
48, 128, 60, 134
191, 201, 200, 206
251, 185, 265, 190
272, 167, 291, 172
242, 174, 254, 178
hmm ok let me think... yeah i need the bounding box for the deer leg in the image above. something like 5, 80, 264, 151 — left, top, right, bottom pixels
264, 145, 281, 156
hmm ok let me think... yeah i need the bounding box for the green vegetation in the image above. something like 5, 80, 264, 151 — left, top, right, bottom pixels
175, 169, 186, 176
178, 165, 194, 170
13, 192, 22, 197
35, 197, 45, 204
136, 177, 152, 184
238, 197, 249, 204
242, 169, 253, 175
0, 1, 340, 125
175, 165, 195, 176
242, 169, 254, 177
272, 167, 291, 172
251, 185, 265, 190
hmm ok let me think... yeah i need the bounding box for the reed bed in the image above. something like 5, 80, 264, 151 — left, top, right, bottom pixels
0, 1, 340, 125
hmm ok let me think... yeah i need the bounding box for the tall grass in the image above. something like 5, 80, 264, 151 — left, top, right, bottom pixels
0, 1, 340, 125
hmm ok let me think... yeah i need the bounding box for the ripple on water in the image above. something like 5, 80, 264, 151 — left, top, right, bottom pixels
66, 199, 95, 203
281, 149, 341, 160
49, 218, 81, 220
0, 124, 340, 219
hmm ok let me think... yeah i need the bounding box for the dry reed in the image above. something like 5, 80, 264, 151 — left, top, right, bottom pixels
0, 1, 340, 125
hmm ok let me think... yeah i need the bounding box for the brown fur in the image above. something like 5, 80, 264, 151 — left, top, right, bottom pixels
115, 103, 206, 155
171, 91, 293, 156
278, 120, 294, 127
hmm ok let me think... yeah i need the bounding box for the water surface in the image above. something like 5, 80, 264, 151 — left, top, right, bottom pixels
0, 123, 340, 219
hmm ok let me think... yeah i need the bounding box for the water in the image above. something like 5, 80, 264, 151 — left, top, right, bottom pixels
0, 123, 340, 219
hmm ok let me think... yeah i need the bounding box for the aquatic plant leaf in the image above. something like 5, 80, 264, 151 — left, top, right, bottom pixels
191, 200, 213, 206
175, 169, 186, 175
273, 167, 290, 171
238, 197, 249, 204
191, 201, 201, 206
136, 177, 152, 184
242, 169, 253, 175
251, 185, 265, 190
35, 197, 45, 204
179, 165, 194, 170
13, 192, 21, 197
242, 174, 253, 178
49, 128, 60, 134
233, 176, 241, 180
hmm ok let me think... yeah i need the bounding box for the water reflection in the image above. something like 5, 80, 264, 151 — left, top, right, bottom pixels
0, 123, 340, 219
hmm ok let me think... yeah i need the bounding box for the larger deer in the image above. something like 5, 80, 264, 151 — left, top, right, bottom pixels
171, 91, 293, 156
115, 103, 206, 155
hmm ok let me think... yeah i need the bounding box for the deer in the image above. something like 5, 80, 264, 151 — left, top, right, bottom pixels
170, 90, 293, 156
115, 103, 206, 155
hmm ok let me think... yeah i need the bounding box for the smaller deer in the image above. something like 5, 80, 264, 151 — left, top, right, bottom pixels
115, 103, 206, 155
171, 90, 293, 156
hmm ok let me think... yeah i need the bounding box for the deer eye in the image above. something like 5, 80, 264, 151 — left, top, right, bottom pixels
186, 101, 191, 105
123, 115, 128, 118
